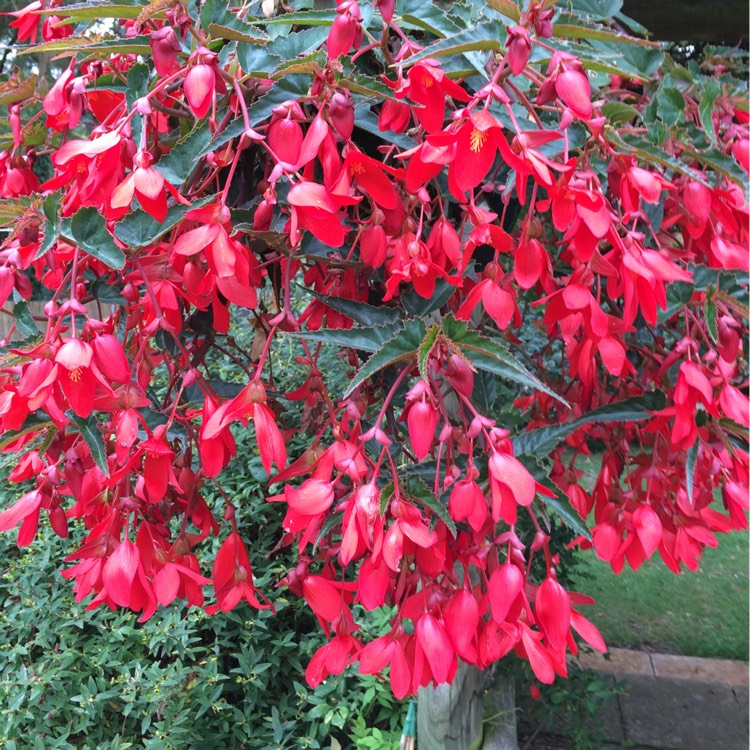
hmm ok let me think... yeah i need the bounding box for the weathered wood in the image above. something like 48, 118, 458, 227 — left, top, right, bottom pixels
417, 665, 519, 750
417, 662, 485, 750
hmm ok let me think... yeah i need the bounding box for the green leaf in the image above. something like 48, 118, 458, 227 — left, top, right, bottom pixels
522, 458, 591, 540
401, 21, 505, 68
513, 392, 666, 457
37, 192, 61, 259
658, 280, 694, 323
38, 2, 147, 20
397, 0, 465, 37
18, 36, 152, 57
403, 476, 456, 538
343, 319, 425, 398
601, 101, 641, 125
440, 316, 568, 407
569, 0, 623, 20
70, 207, 126, 269
72, 416, 109, 477
472, 369, 496, 413
305, 291, 402, 328
485, 0, 520, 22
402, 279, 455, 317
114, 197, 210, 249
656, 85, 685, 127
155, 121, 212, 185
91, 278, 128, 306
258, 10, 337, 25
705, 298, 718, 342
337, 73, 401, 102
0, 73, 37, 107
685, 440, 698, 506
208, 22, 268, 44
699, 77, 721, 145
552, 23, 657, 47
418, 326, 440, 381
13, 302, 38, 338
379, 481, 395, 516
291, 325, 395, 353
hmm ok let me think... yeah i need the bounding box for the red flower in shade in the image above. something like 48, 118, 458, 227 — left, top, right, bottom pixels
488, 450, 537, 525
111, 150, 188, 222
449, 111, 502, 195
55, 338, 113, 418
206, 532, 272, 614
101, 538, 158, 621
359, 629, 411, 698
403, 61, 471, 134
287, 182, 350, 248
344, 149, 399, 209
327, 0, 363, 59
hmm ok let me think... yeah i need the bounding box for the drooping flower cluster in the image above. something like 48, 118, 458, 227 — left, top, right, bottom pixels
0, 0, 746, 696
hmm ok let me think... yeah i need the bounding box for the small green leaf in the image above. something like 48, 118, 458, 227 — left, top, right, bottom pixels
513, 392, 666, 456
705, 298, 718, 342
36, 192, 61, 259
699, 77, 720, 146
13, 302, 38, 337
601, 101, 641, 125
72, 416, 109, 477
685, 440, 699, 506
343, 319, 426, 398
656, 85, 685, 127
379, 482, 395, 517
418, 326, 440, 381
70, 207, 126, 269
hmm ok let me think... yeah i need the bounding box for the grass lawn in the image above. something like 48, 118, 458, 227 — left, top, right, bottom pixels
573, 530, 749, 661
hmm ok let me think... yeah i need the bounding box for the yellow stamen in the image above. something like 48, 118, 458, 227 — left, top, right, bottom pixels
69, 368, 82, 383
469, 128, 488, 153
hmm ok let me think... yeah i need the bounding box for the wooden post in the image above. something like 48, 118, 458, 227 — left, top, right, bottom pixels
417, 664, 519, 750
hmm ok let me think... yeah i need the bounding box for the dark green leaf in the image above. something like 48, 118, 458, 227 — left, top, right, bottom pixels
699, 77, 720, 146
601, 101, 641, 125
343, 319, 425, 398
114, 197, 210, 249
440, 316, 568, 406
306, 291, 401, 327
155, 121, 212, 186
569, 0, 623, 20
513, 392, 666, 456
658, 280, 694, 323
417, 325, 440, 381
70, 207, 126, 269
472, 369, 497, 412
401, 21, 504, 68
91, 278, 128, 306
13, 302, 38, 337
685, 440, 699, 505
403, 476, 456, 537
337, 73, 401, 102
705, 298, 718, 342
258, 10, 337, 25
521, 458, 592, 540
208, 22, 268, 44
37, 192, 61, 259
291, 325, 396, 353
656, 85, 685, 127
402, 279, 455, 317
72, 416, 109, 476
397, 0, 465, 37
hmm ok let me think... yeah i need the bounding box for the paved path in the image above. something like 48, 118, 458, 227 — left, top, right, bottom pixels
522, 648, 749, 750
